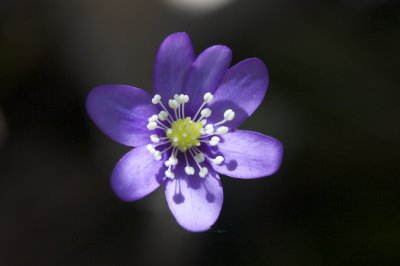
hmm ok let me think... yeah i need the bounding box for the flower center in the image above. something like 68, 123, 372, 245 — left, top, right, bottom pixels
146, 92, 235, 179
166, 118, 203, 152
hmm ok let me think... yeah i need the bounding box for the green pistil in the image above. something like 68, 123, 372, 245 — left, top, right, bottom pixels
166, 117, 203, 152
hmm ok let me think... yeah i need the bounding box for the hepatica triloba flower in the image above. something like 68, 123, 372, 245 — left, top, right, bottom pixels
86, 32, 283, 232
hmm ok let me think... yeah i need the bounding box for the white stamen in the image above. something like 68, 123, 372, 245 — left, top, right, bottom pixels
200, 108, 212, 118
153, 150, 162, 160
185, 166, 195, 175
174, 94, 180, 102
166, 128, 172, 134
165, 157, 178, 167
152, 94, 161, 104
193, 93, 213, 121
205, 124, 214, 135
199, 167, 208, 178
194, 152, 205, 163
150, 134, 160, 143
192, 146, 223, 166
183, 152, 194, 175
203, 92, 214, 103
213, 156, 224, 165
168, 99, 179, 109
148, 114, 158, 122
165, 169, 175, 179
147, 122, 157, 130
178, 94, 188, 103
146, 144, 155, 153
224, 109, 235, 121
209, 136, 220, 146
158, 111, 168, 121
216, 126, 229, 134
182, 94, 189, 103
170, 156, 178, 166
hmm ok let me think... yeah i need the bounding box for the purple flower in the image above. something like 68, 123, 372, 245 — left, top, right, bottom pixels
86, 32, 283, 232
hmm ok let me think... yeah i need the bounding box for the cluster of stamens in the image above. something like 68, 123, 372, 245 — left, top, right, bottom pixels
146, 92, 235, 179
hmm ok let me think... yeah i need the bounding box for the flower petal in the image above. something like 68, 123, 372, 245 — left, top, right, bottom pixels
111, 145, 165, 201
165, 165, 223, 232
207, 58, 269, 129
153, 32, 195, 101
212, 130, 283, 179
184, 45, 232, 115
86, 85, 160, 147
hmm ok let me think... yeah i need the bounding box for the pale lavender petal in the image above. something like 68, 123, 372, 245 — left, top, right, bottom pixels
165, 164, 223, 232
207, 58, 269, 129
212, 130, 283, 179
111, 145, 165, 201
86, 85, 160, 147
184, 45, 232, 115
153, 32, 195, 101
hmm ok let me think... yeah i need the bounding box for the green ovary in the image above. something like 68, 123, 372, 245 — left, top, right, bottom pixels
167, 117, 203, 152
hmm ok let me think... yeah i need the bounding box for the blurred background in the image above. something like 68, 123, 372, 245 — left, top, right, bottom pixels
1, 0, 399, 265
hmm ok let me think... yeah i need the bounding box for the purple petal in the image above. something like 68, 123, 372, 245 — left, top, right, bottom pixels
165, 164, 223, 232
212, 130, 283, 179
153, 32, 195, 101
207, 58, 269, 129
86, 85, 160, 147
111, 145, 165, 201
184, 45, 232, 116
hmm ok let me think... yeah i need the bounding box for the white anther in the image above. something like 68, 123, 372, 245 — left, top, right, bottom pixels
201, 108, 212, 118
205, 124, 214, 135
152, 94, 161, 104
185, 166, 195, 175
174, 94, 180, 102
166, 128, 172, 134
203, 92, 214, 103
200, 119, 207, 126
213, 156, 224, 165
209, 136, 220, 146
148, 114, 158, 122
194, 153, 205, 163
154, 150, 162, 160
150, 134, 160, 143
224, 109, 235, 121
146, 144, 155, 153
147, 122, 157, 130
165, 155, 178, 167
179, 94, 189, 103
168, 99, 179, 109
158, 111, 168, 121
216, 126, 229, 134
173, 137, 178, 143
170, 156, 178, 166
199, 167, 208, 178
165, 169, 175, 179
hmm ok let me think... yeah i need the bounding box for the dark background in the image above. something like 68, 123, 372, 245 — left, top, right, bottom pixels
1, 0, 399, 265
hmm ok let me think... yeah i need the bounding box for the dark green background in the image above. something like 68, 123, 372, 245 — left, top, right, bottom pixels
1, 0, 399, 265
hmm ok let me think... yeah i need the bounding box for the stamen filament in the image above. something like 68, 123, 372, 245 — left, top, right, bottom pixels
192, 147, 224, 165
156, 144, 172, 154
184, 151, 195, 175
188, 149, 202, 169
193, 102, 207, 122
155, 121, 169, 130
213, 119, 227, 127
158, 101, 174, 122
